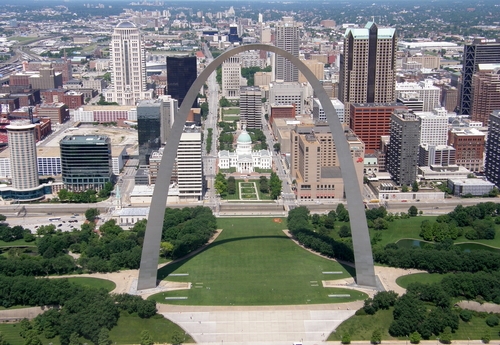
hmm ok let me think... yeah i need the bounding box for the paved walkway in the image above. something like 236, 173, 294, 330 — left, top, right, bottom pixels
158, 303, 361, 345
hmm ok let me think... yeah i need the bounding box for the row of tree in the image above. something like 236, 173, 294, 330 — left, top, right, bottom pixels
161, 206, 217, 259
57, 182, 114, 203
374, 242, 500, 273
287, 206, 354, 262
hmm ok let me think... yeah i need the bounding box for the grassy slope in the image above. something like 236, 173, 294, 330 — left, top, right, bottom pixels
65, 277, 116, 292
149, 217, 365, 306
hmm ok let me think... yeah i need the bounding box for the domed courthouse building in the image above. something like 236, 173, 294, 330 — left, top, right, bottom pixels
218, 128, 272, 173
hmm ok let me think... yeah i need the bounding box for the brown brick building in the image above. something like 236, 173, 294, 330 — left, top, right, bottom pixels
448, 128, 485, 172
350, 103, 407, 153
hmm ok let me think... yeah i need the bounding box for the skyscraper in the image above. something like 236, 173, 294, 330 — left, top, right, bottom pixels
106, 22, 152, 105
240, 86, 262, 129
137, 97, 178, 165
275, 16, 300, 82
177, 129, 202, 201
60, 135, 112, 191
6, 122, 38, 190
222, 55, 242, 99
460, 38, 500, 115
485, 110, 500, 187
167, 56, 197, 108
471, 64, 500, 125
387, 110, 420, 186
340, 22, 397, 126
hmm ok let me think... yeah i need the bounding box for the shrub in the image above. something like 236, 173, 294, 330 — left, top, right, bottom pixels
481, 332, 491, 344
410, 331, 421, 344
460, 309, 473, 322
341, 333, 351, 344
486, 315, 499, 327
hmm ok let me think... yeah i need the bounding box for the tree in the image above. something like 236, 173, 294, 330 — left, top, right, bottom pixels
160, 241, 174, 258
273, 143, 281, 152
336, 204, 349, 222
85, 208, 100, 222
23, 330, 42, 345
171, 331, 185, 345
439, 326, 452, 344
402, 184, 409, 192
69, 332, 81, 345
338, 224, 351, 237
409, 331, 421, 344
269, 172, 282, 200
412, 181, 419, 192
98, 328, 110, 345
481, 332, 491, 344
341, 333, 351, 344
486, 315, 499, 327
140, 330, 154, 345
371, 329, 382, 344
408, 206, 418, 217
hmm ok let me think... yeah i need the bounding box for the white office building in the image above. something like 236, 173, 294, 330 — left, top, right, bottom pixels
178, 130, 203, 201
415, 108, 449, 146
312, 98, 345, 123
105, 21, 153, 105
269, 81, 305, 115
222, 55, 243, 99
396, 79, 441, 112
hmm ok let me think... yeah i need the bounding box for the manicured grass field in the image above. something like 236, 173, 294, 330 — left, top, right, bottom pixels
396, 273, 451, 289
369, 215, 500, 249
223, 115, 240, 122
109, 313, 194, 344
328, 308, 500, 341
150, 217, 363, 306
65, 277, 116, 292
369, 216, 436, 247
328, 308, 395, 341
222, 108, 240, 115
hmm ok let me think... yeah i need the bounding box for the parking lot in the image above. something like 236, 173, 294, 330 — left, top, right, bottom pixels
7, 214, 86, 234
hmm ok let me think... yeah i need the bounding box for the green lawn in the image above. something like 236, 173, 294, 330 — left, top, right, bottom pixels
149, 217, 363, 306
223, 115, 240, 122
369, 216, 435, 247
109, 313, 194, 344
65, 277, 116, 292
328, 308, 500, 341
329, 308, 395, 341
396, 273, 452, 289
222, 108, 240, 115
370, 215, 500, 249
453, 316, 500, 340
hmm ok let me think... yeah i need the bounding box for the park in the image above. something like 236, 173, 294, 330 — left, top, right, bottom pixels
1, 204, 500, 344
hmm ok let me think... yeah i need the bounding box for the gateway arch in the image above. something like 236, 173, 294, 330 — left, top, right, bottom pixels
137, 44, 376, 290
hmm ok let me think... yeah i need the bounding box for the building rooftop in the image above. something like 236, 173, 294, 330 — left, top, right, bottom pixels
116, 21, 136, 29
60, 135, 109, 145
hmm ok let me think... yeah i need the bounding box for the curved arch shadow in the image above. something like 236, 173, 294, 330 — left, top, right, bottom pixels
156, 235, 356, 281
137, 43, 376, 290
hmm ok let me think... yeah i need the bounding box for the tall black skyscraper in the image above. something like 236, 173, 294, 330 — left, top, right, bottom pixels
460, 38, 500, 115
166, 56, 197, 108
